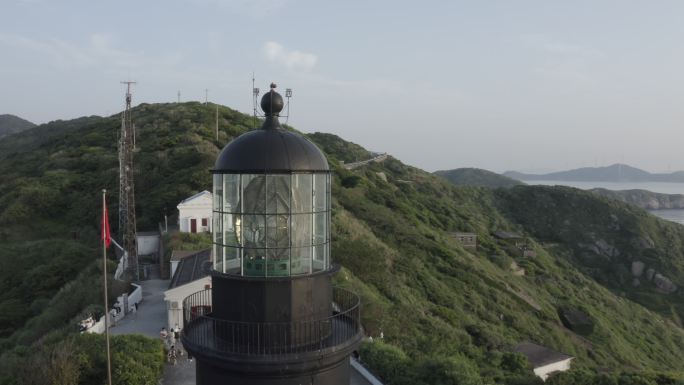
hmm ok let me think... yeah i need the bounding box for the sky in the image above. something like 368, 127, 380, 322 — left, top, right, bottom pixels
2, 0, 684, 173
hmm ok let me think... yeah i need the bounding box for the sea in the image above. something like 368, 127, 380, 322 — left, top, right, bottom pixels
521, 180, 684, 225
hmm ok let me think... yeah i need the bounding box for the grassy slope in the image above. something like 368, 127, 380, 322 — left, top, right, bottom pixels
2, 103, 684, 382
328, 154, 684, 374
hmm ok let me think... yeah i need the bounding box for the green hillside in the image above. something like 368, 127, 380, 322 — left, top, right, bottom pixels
0, 114, 35, 139
2, 102, 684, 384
435, 167, 523, 188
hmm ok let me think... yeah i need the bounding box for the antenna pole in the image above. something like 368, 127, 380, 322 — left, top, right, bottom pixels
285, 88, 292, 124
119, 81, 139, 281
215, 104, 219, 142
205, 89, 209, 105
102, 189, 113, 385
252, 73, 259, 129
177, 90, 181, 103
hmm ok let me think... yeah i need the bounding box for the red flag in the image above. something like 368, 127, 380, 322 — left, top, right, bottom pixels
102, 197, 112, 248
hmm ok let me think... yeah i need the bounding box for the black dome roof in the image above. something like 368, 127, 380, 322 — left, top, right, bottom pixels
213, 87, 329, 173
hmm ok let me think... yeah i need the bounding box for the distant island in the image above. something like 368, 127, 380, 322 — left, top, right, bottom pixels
0, 114, 35, 139
504, 163, 684, 183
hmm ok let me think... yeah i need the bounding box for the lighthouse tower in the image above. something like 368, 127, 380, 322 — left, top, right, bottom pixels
182, 84, 362, 385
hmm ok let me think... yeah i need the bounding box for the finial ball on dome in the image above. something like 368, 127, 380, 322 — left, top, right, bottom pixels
260, 84, 284, 115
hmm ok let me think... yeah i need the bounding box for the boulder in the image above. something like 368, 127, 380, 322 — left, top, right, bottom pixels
558, 308, 594, 336
653, 274, 678, 294
632, 278, 641, 287
646, 268, 656, 281
631, 261, 646, 277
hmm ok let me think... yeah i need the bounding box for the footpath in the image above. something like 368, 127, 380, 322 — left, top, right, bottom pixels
110, 279, 196, 385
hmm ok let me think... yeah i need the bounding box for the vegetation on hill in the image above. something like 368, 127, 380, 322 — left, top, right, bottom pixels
0, 333, 164, 385
496, 186, 684, 325
2, 102, 684, 383
591, 188, 684, 210
0, 114, 35, 139
435, 167, 523, 188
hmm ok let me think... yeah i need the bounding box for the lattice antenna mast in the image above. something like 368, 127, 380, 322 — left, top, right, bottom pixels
252, 73, 260, 129
118, 80, 139, 280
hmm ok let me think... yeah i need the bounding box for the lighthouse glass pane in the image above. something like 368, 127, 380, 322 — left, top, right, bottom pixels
266, 215, 289, 248
213, 212, 222, 244
291, 214, 312, 247
292, 174, 312, 213
214, 244, 223, 273
223, 213, 238, 246
313, 174, 326, 212
266, 175, 290, 214
243, 214, 266, 248
313, 244, 325, 272
313, 212, 326, 245
224, 246, 240, 270
224, 174, 240, 213
291, 246, 312, 275
213, 174, 222, 211
241, 174, 264, 213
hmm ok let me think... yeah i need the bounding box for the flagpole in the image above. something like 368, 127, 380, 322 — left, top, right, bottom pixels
102, 189, 113, 385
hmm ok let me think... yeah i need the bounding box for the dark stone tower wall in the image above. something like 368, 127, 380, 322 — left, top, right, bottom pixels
196, 356, 351, 385
211, 267, 335, 323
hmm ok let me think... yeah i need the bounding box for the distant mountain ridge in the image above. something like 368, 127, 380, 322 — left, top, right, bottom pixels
505, 163, 684, 183
434, 167, 523, 188
0, 114, 35, 139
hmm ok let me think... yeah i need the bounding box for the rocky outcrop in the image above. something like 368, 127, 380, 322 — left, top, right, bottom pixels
653, 274, 678, 294
630, 262, 677, 293
580, 239, 619, 258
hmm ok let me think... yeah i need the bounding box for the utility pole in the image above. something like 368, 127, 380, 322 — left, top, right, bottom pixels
101, 190, 113, 385
215, 104, 219, 142
205, 88, 209, 105
177, 90, 181, 103
119, 81, 139, 281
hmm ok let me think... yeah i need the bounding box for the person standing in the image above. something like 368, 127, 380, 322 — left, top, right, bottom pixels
160, 327, 168, 348
168, 329, 176, 347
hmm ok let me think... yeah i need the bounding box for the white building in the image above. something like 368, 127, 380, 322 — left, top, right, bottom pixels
164, 249, 212, 329
513, 342, 573, 381
177, 190, 212, 233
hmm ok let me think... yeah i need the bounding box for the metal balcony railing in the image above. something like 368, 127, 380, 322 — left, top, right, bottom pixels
181, 288, 361, 358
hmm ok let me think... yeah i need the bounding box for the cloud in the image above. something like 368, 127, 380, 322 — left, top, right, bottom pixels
0, 33, 184, 72
262, 41, 318, 71
182, 0, 289, 19
0, 33, 95, 69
